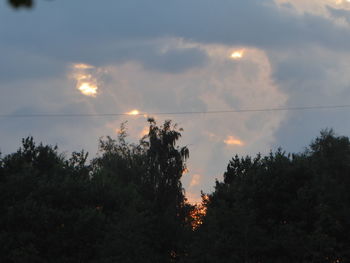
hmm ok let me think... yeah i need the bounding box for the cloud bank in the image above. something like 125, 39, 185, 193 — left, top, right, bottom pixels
1, 0, 350, 200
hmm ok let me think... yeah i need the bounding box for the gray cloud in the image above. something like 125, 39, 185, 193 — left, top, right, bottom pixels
327, 5, 350, 23
142, 48, 208, 73
2, 0, 350, 66
270, 45, 350, 152
2, 0, 350, 200
0, 45, 66, 83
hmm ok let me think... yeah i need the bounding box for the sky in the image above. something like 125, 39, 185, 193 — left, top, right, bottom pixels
1, 0, 350, 202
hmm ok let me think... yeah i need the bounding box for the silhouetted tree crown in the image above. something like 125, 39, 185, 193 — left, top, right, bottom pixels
8, 0, 33, 9
190, 129, 350, 263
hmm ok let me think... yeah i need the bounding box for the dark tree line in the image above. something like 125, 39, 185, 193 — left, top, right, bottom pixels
1, 122, 350, 262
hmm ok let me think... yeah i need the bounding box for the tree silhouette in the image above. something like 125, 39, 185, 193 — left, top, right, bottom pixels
8, 0, 33, 8
1, 127, 350, 262
190, 130, 350, 263
0, 120, 193, 262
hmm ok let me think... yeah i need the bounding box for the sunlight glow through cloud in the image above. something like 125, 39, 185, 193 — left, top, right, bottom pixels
71, 63, 99, 97
101, 41, 287, 202
127, 109, 140, 116
231, 50, 244, 59
224, 136, 244, 146
337, 0, 350, 4
189, 174, 202, 187
66, 40, 287, 203
73, 63, 95, 69
78, 82, 98, 97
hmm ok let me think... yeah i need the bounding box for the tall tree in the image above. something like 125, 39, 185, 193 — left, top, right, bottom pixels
86, 118, 192, 262
0, 119, 192, 263
190, 130, 350, 263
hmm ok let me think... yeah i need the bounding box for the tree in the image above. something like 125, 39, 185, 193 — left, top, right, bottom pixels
190, 130, 350, 263
0, 119, 192, 262
3, 125, 349, 262
144, 118, 191, 261
93, 118, 192, 262
8, 0, 33, 9
0, 137, 108, 263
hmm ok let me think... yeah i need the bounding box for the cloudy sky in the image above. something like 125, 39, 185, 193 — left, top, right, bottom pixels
1, 0, 350, 202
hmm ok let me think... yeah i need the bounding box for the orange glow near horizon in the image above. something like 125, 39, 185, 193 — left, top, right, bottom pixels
189, 206, 206, 230
188, 195, 209, 230
127, 109, 140, 116
224, 136, 244, 146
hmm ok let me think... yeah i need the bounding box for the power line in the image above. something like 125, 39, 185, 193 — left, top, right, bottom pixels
1, 104, 350, 118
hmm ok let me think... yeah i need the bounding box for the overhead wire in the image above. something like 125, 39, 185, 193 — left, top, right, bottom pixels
1, 104, 350, 118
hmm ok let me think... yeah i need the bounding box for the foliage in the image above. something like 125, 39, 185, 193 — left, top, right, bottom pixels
0, 119, 192, 262
8, 0, 33, 9
1, 127, 350, 262
190, 129, 350, 263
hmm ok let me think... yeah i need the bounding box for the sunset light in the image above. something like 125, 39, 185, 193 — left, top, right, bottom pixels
72, 63, 99, 97
335, 0, 350, 4
4, 0, 350, 261
73, 63, 94, 69
127, 110, 140, 116
140, 126, 149, 137
189, 174, 202, 187
189, 195, 209, 230
224, 136, 244, 146
230, 50, 244, 59
78, 82, 98, 97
